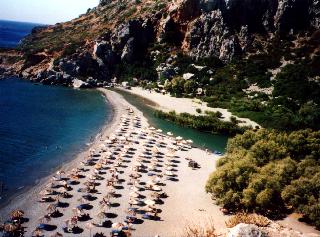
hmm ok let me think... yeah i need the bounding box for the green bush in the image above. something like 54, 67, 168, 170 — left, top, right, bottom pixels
206, 129, 320, 227
154, 110, 248, 135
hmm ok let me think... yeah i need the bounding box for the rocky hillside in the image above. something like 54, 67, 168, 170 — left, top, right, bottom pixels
0, 0, 319, 130
0, 0, 318, 84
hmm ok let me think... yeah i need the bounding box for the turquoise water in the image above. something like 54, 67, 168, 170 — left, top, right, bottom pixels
115, 89, 229, 153
0, 78, 110, 204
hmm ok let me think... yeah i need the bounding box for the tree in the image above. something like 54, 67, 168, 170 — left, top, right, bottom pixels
184, 80, 196, 95
171, 77, 185, 97
206, 129, 320, 228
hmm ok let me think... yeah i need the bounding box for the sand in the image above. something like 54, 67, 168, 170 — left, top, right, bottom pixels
118, 87, 261, 128
0, 89, 228, 237
0, 89, 319, 237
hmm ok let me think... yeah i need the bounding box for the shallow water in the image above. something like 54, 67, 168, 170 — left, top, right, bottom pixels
115, 89, 229, 153
0, 78, 110, 204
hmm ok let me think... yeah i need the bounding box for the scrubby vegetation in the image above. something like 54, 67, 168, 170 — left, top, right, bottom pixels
140, 37, 320, 131
154, 110, 248, 135
225, 213, 270, 228
183, 219, 217, 237
206, 129, 320, 228
152, 52, 319, 130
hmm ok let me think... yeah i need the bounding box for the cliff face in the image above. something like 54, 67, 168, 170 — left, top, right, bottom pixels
2, 0, 319, 86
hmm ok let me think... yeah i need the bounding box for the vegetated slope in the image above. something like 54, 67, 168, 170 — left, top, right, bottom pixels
1, 0, 318, 131
206, 129, 320, 228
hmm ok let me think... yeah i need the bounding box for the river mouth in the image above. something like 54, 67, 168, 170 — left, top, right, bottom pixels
0, 78, 111, 206
114, 88, 229, 153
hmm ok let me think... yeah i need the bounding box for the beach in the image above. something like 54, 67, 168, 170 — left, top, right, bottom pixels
1, 89, 319, 237
0, 89, 229, 237
118, 87, 260, 128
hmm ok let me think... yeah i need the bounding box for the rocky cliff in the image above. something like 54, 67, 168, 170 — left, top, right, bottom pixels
0, 0, 319, 86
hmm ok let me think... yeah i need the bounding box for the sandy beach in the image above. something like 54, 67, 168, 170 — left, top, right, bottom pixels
1, 89, 319, 237
0, 89, 229, 237
118, 87, 260, 128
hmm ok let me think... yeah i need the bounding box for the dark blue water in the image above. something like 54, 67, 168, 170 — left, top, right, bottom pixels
0, 78, 110, 204
0, 20, 41, 48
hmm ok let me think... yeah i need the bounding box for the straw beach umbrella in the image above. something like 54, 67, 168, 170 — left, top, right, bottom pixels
3, 223, 17, 233
39, 215, 51, 224
176, 136, 183, 141
144, 199, 156, 206
32, 228, 43, 237
112, 222, 125, 231
39, 189, 51, 196
129, 191, 139, 198
85, 223, 95, 237
97, 212, 107, 225
10, 209, 24, 219
50, 232, 63, 237
47, 204, 58, 213
56, 170, 65, 180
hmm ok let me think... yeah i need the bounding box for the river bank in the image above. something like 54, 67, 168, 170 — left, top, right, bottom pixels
117, 87, 260, 128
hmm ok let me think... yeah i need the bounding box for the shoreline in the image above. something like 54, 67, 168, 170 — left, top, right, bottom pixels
0, 89, 230, 236
0, 88, 112, 210
0, 89, 122, 219
0, 88, 319, 237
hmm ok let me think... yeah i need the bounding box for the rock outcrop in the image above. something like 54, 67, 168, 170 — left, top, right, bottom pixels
228, 223, 264, 237
109, 19, 155, 63
183, 10, 241, 61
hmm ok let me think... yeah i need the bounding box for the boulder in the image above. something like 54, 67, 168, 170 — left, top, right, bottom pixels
156, 63, 177, 79
36, 71, 46, 81
190, 64, 207, 71
228, 223, 264, 237
72, 79, 89, 89
183, 73, 195, 80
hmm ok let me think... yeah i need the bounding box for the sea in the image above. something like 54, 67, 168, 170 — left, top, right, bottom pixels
0, 20, 41, 48
0, 20, 111, 205
0, 78, 110, 205
0, 20, 228, 206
